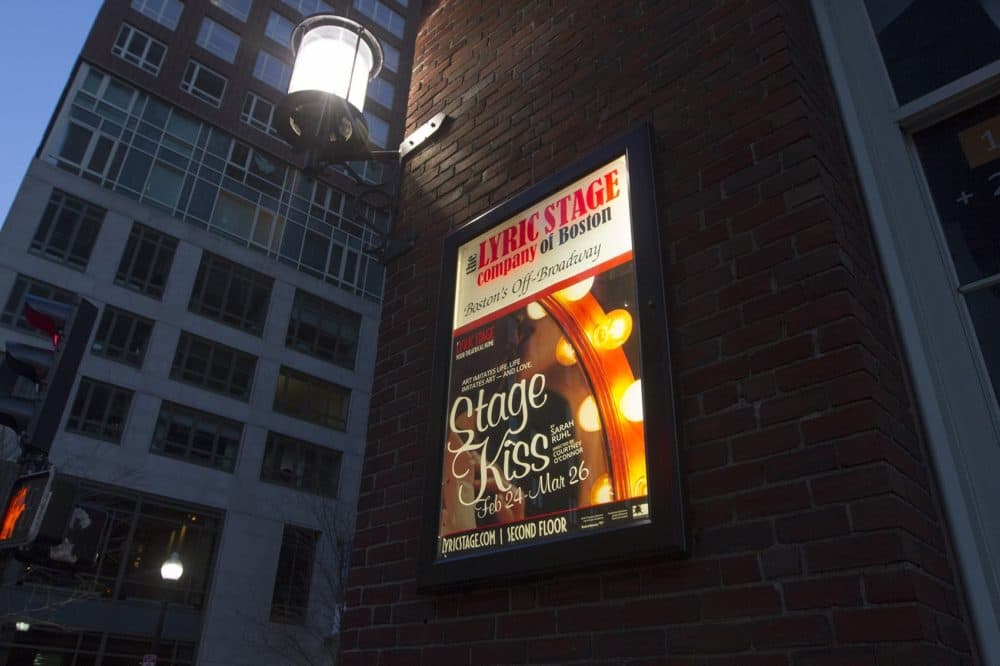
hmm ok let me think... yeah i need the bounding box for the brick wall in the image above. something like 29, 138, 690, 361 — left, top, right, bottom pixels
342, 1, 978, 663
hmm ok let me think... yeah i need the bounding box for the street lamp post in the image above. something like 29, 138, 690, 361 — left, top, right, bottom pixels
146, 552, 183, 666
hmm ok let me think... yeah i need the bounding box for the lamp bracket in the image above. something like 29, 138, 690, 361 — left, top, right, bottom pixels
366, 229, 418, 263
399, 113, 448, 160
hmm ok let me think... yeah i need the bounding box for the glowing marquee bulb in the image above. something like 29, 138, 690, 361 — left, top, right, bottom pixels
592, 309, 633, 350
633, 477, 647, 495
555, 336, 577, 365
590, 474, 614, 504
577, 395, 602, 432
526, 302, 547, 320
557, 276, 594, 302
621, 379, 644, 422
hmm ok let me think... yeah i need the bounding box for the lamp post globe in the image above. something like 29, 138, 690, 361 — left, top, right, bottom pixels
275, 14, 384, 162
160, 552, 183, 581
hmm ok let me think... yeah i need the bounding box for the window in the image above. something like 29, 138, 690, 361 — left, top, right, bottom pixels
16, 479, 220, 620
181, 60, 227, 107
367, 78, 394, 110
381, 42, 399, 72
253, 51, 291, 91
152, 401, 242, 471
265, 12, 294, 47
261, 432, 341, 497
270, 525, 318, 624
53, 66, 388, 301
210, 0, 251, 21
131, 0, 183, 29
112, 23, 167, 74
274, 366, 349, 430
364, 112, 389, 148
188, 252, 273, 335
144, 161, 185, 209
211, 189, 255, 239
115, 223, 178, 299
67, 378, 133, 443
92, 306, 153, 367
241, 91, 277, 135
196, 18, 240, 63
815, 1, 1000, 658
352, 0, 404, 37
170, 331, 257, 401
280, 0, 332, 15
1, 275, 75, 333
30, 189, 105, 270
865, 0, 1000, 106
286, 289, 361, 368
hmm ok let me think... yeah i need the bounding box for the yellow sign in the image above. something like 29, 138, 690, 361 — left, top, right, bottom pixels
958, 114, 1000, 169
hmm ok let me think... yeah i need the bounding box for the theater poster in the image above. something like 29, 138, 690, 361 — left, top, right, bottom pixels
418, 126, 685, 588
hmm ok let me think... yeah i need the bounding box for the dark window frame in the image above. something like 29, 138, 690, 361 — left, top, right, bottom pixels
285, 289, 361, 369
253, 50, 292, 92
91, 305, 154, 367
188, 252, 273, 336
170, 331, 257, 401
112, 22, 168, 74
273, 366, 350, 430
211, 0, 251, 21
240, 91, 278, 136
1, 274, 76, 333
196, 17, 240, 63
260, 431, 342, 498
151, 401, 242, 472
130, 0, 184, 30
115, 222, 179, 299
180, 60, 227, 107
30, 189, 106, 271
269, 525, 319, 624
67, 377, 134, 443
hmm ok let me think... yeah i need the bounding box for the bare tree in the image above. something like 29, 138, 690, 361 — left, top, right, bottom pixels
246, 496, 355, 666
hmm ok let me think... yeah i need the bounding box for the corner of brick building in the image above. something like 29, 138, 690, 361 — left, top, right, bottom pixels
342, 1, 980, 663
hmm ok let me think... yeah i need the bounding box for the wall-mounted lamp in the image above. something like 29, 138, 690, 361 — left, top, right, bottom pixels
274, 15, 447, 261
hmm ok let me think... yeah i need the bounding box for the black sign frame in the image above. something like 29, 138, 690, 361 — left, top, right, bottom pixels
417, 124, 685, 589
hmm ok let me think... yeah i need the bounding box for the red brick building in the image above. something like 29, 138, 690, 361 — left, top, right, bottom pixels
341, 1, 1000, 663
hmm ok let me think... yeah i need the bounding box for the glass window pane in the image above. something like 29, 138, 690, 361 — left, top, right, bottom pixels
152, 401, 242, 471
170, 331, 257, 400
212, 190, 255, 238
60, 124, 93, 164
145, 162, 185, 208
211, 0, 251, 21
964, 286, 1000, 402
197, 18, 240, 63
265, 12, 294, 46
131, 0, 184, 30
912, 95, 1000, 284
865, 0, 1000, 104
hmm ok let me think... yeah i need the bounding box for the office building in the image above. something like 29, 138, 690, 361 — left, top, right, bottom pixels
0, 0, 418, 664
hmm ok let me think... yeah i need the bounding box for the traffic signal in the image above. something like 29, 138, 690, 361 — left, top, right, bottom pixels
47, 502, 107, 568
0, 468, 107, 567
0, 468, 60, 548
0, 296, 97, 455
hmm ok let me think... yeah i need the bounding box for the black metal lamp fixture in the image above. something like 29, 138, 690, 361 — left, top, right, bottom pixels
274, 15, 446, 260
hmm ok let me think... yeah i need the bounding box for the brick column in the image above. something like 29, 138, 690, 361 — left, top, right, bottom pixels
342, 1, 978, 663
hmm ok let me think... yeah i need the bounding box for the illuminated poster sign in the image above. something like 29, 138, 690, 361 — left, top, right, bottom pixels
418, 126, 685, 588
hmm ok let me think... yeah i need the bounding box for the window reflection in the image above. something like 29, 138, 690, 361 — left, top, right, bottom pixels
865, 0, 1000, 104
17, 480, 221, 610
912, 95, 1000, 404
